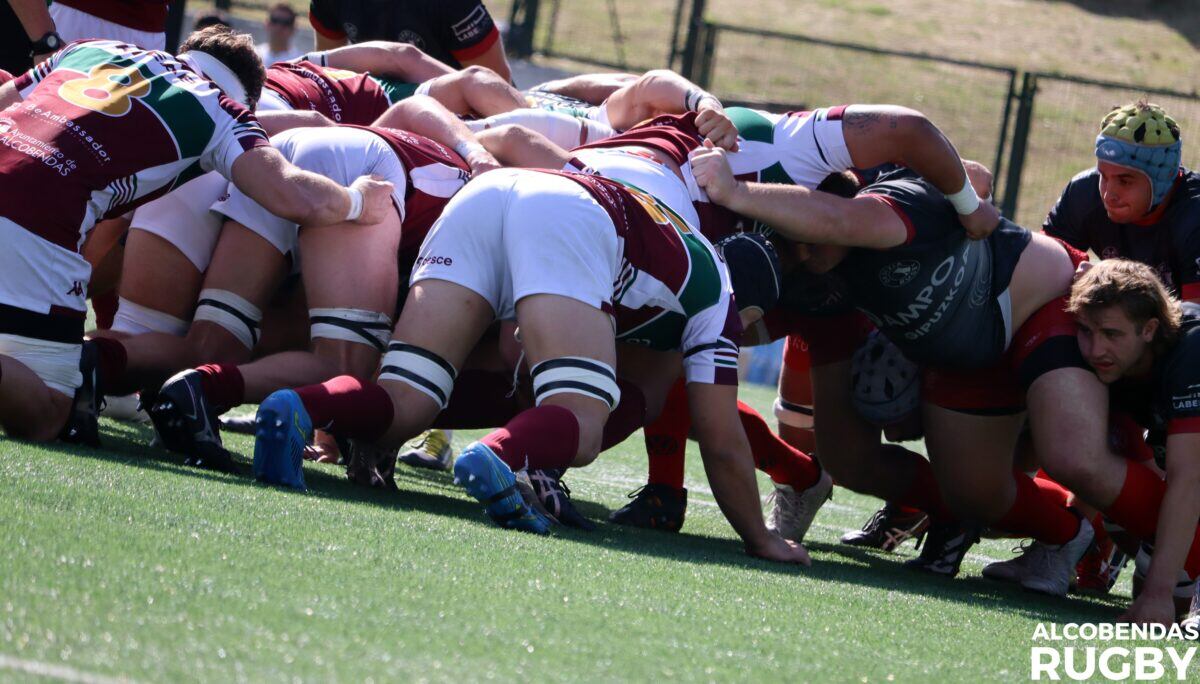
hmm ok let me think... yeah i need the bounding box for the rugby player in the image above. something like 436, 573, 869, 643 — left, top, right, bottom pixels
0, 28, 393, 444
1069, 260, 1200, 624
690, 144, 1103, 591
250, 165, 810, 565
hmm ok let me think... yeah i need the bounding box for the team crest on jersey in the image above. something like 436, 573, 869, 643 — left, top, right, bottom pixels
397, 30, 425, 49
878, 260, 921, 288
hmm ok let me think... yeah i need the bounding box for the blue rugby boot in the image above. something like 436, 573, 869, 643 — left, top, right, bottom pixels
253, 390, 312, 491
454, 441, 551, 534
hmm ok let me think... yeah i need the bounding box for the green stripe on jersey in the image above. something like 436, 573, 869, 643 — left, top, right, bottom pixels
677, 234, 722, 316
145, 76, 215, 159
373, 76, 420, 105
727, 107, 776, 144
55, 45, 136, 74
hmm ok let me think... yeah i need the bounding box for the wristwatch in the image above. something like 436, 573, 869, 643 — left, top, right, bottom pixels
30, 31, 63, 56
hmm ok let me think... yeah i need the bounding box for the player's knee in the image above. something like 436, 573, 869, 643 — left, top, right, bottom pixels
111, 297, 190, 337
192, 289, 262, 353
378, 340, 456, 432
309, 309, 392, 355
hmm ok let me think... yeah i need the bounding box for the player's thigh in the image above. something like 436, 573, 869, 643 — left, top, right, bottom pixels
0, 345, 77, 440
922, 404, 1024, 517
299, 210, 401, 314
617, 343, 683, 423
120, 229, 204, 321
203, 220, 289, 311
1026, 366, 1117, 500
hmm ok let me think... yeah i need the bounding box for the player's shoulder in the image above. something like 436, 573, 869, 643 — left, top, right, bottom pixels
1058, 167, 1101, 201
1165, 303, 1200, 372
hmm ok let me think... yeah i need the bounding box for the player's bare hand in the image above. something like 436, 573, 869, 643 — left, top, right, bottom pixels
696, 106, 739, 152
748, 533, 812, 565
962, 159, 993, 199
689, 140, 740, 206
467, 150, 502, 177
958, 200, 1000, 240
349, 174, 394, 225
1118, 591, 1176, 627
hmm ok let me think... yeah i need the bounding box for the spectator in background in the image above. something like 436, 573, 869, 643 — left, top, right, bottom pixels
50, 0, 169, 51
309, 0, 512, 82
194, 10, 233, 32
257, 3, 305, 65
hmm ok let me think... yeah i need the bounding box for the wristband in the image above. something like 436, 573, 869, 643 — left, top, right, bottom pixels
454, 140, 487, 160
344, 186, 364, 222
298, 51, 327, 66
946, 176, 980, 215
684, 87, 719, 112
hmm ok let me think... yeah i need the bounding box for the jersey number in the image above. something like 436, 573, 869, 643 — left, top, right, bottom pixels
60, 64, 151, 117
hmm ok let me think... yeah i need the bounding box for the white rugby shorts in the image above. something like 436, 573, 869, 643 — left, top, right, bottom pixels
411, 168, 620, 320
0, 333, 82, 396
212, 127, 408, 269
129, 171, 228, 272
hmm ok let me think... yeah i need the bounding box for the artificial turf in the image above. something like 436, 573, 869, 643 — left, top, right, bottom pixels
0, 384, 1136, 682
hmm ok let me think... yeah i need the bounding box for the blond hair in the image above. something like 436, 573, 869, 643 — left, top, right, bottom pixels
1068, 259, 1183, 350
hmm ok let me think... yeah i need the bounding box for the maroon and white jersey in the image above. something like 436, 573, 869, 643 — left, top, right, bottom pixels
263, 61, 416, 125
352, 125, 471, 262
0, 40, 268, 314
555, 170, 742, 385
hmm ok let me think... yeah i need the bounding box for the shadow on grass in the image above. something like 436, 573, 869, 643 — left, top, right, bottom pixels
39, 420, 1128, 625
1060, 0, 1200, 50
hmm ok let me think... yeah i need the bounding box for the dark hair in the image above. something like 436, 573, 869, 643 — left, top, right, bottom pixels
192, 10, 231, 31
1068, 258, 1183, 353
179, 25, 265, 109
816, 170, 861, 198
268, 3, 297, 23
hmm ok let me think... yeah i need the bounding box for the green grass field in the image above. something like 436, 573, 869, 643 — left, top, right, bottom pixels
0, 385, 1138, 682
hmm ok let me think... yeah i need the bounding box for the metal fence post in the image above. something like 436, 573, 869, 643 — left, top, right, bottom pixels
679, 0, 708, 82
164, 0, 187, 51
1001, 71, 1038, 220
506, 0, 541, 59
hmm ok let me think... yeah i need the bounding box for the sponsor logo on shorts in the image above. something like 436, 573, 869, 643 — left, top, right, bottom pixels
878, 260, 921, 288
416, 255, 453, 267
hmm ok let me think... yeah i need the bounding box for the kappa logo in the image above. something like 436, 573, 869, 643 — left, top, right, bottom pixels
878, 260, 921, 288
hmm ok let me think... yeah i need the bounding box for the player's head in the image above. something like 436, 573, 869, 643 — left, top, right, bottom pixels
1095, 100, 1182, 221
787, 171, 861, 274
265, 3, 297, 44
1069, 259, 1182, 383
716, 232, 782, 328
179, 25, 265, 110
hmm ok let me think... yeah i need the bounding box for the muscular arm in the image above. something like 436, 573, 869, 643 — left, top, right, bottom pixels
688, 382, 810, 564
841, 105, 967, 195
373, 94, 499, 174
1127, 433, 1200, 623
314, 41, 453, 82
603, 70, 735, 149
9, 0, 53, 42
476, 124, 571, 169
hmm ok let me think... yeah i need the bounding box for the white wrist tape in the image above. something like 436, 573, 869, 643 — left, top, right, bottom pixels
453, 140, 487, 160
946, 175, 981, 215
344, 186, 364, 222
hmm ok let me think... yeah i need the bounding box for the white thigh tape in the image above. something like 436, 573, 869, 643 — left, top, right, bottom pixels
774, 397, 814, 429
309, 308, 393, 352
193, 288, 262, 350
378, 341, 457, 409
112, 297, 189, 336
531, 356, 620, 410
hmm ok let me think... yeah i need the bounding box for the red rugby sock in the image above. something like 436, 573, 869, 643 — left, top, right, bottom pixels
296, 376, 393, 442
887, 445, 952, 521
1103, 461, 1166, 540
92, 291, 119, 330
482, 404, 580, 471
195, 363, 244, 413
644, 379, 689, 490
739, 400, 820, 489
90, 336, 128, 389
996, 471, 1080, 545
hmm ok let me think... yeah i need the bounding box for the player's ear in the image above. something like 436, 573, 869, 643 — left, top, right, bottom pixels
1140, 317, 1159, 342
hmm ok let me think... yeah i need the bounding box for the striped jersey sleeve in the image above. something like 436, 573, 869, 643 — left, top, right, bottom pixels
681, 288, 742, 386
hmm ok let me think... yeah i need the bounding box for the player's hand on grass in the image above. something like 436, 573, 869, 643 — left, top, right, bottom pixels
748, 533, 812, 566
689, 140, 741, 206
350, 175, 395, 225
958, 200, 1000, 241
696, 106, 739, 152
1118, 590, 1176, 626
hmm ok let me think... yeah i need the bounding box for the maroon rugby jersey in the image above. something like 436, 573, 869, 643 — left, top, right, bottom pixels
264, 61, 408, 125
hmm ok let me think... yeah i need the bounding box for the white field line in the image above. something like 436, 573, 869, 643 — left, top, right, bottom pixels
0, 655, 134, 684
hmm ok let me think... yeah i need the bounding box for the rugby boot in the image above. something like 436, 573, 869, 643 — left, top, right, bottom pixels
453, 441, 551, 534
149, 369, 238, 473
904, 519, 981, 577
765, 469, 833, 543
253, 390, 312, 491
608, 483, 687, 532
59, 340, 102, 447
397, 428, 455, 471
982, 541, 1036, 583
842, 502, 930, 552
1019, 515, 1095, 596
520, 468, 595, 530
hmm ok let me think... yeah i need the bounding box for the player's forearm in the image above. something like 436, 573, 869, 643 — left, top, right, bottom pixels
256, 110, 334, 137
9, 0, 54, 39
724, 182, 858, 246
0, 81, 21, 111
1142, 467, 1200, 596
698, 443, 773, 549
606, 69, 717, 131
319, 41, 452, 81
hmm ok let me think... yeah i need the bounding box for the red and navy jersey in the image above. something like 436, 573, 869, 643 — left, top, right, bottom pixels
54, 0, 169, 32
309, 0, 500, 70
264, 61, 412, 124
1044, 168, 1200, 300
354, 125, 470, 259
1112, 304, 1200, 452
556, 170, 742, 385
837, 168, 1032, 367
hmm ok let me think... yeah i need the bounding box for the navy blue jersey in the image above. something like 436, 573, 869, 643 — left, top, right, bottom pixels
1044, 168, 1200, 299
834, 169, 1031, 367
